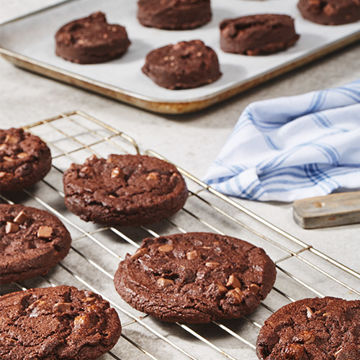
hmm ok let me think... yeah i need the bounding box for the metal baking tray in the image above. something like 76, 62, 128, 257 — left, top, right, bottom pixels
0, 0, 359, 114
0, 111, 359, 359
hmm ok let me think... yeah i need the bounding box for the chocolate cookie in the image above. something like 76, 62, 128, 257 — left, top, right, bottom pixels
142, 40, 222, 89
55, 12, 131, 64
220, 14, 300, 56
256, 297, 360, 360
0, 285, 121, 359
63, 154, 188, 226
298, 0, 360, 25
114, 232, 276, 323
0, 128, 51, 193
137, 0, 212, 30
0, 204, 71, 284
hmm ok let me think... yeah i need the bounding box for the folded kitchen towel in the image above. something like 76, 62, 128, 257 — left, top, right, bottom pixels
205, 80, 360, 202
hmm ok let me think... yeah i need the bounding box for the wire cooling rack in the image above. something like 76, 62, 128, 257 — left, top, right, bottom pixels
1, 110, 359, 360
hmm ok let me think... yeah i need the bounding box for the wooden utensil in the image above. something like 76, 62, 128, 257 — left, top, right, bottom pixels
293, 191, 360, 229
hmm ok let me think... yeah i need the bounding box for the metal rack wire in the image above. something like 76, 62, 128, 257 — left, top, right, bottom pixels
1, 110, 359, 360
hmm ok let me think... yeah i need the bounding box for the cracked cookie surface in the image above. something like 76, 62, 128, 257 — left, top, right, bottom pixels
0, 285, 121, 359
0, 204, 71, 284
298, 0, 360, 25
256, 297, 360, 360
0, 128, 51, 192
114, 232, 276, 323
63, 154, 188, 226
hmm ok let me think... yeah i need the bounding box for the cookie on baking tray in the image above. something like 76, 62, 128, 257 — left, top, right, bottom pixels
220, 14, 300, 56
142, 40, 222, 89
55, 12, 131, 64
0, 128, 51, 192
298, 0, 360, 25
114, 232, 277, 323
0, 285, 121, 360
63, 154, 188, 226
256, 297, 360, 360
0, 204, 71, 284
137, 0, 212, 30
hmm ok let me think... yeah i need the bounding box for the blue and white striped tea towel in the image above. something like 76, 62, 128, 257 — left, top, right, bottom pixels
205, 80, 360, 202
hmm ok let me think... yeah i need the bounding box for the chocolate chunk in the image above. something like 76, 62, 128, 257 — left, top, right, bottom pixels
5, 222, 19, 234
37, 226, 53, 239
226, 274, 241, 288
13, 210, 27, 224
17, 152, 28, 159
205, 261, 220, 268
114, 232, 276, 323
158, 244, 173, 252
111, 167, 122, 178
186, 250, 198, 260
157, 278, 174, 287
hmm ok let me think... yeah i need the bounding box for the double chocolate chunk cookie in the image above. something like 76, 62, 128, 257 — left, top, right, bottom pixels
56, 12, 131, 64
298, 0, 360, 25
0, 128, 51, 192
0, 204, 71, 284
63, 154, 188, 226
142, 40, 222, 89
114, 232, 276, 323
256, 297, 360, 360
220, 14, 300, 56
138, 0, 212, 30
0, 286, 121, 359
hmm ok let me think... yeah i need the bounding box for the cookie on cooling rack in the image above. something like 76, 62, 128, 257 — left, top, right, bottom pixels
298, 0, 360, 25
63, 154, 188, 226
0, 204, 71, 284
137, 0, 212, 30
256, 297, 360, 360
142, 40, 222, 89
220, 14, 300, 56
55, 12, 131, 64
0, 285, 121, 359
114, 232, 276, 323
0, 128, 51, 192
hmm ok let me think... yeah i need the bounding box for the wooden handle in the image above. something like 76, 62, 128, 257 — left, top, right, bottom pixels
293, 191, 360, 229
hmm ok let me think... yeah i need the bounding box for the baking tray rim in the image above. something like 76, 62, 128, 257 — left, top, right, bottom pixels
0, 1, 359, 114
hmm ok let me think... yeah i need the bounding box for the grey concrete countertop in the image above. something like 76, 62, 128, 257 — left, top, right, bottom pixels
0, 2, 359, 359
